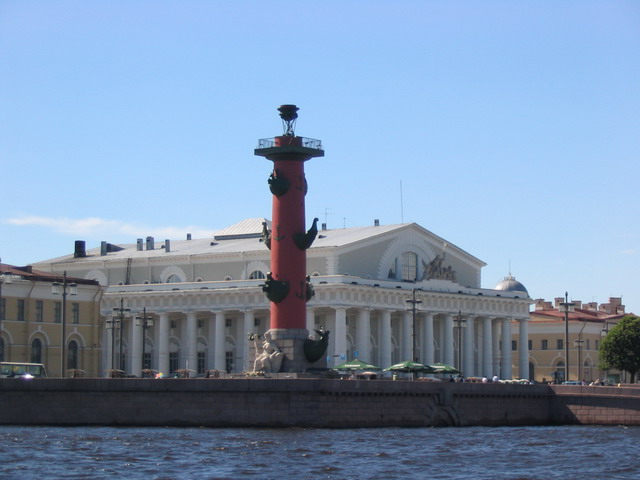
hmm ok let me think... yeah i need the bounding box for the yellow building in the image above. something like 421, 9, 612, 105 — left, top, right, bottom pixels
0, 262, 102, 377
513, 297, 627, 383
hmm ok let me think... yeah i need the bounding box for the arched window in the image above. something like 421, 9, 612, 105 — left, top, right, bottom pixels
0, 338, 4, 362
67, 340, 79, 370
167, 274, 181, 284
249, 271, 265, 280
31, 338, 43, 364
401, 252, 418, 281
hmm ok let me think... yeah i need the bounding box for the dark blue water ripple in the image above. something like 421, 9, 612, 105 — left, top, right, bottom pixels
0, 425, 638, 479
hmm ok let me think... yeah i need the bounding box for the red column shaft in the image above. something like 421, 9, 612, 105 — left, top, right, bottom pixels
270, 159, 306, 330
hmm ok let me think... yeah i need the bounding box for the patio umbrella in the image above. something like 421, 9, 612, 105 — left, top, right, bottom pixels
428, 362, 461, 375
383, 361, 436, 373
333, 359, 381, 371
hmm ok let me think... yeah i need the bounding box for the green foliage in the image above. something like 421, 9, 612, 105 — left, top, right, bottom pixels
599, 315, 640, 383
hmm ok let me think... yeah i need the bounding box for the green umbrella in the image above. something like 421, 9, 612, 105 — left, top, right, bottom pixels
427, 362, 461, 375
332, 359, 381, 371
383, 360, 436, 373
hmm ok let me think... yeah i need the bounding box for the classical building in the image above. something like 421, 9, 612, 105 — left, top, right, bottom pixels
0, 262, 102, 377
32, 218, 532, 378
512, 296, 627, 383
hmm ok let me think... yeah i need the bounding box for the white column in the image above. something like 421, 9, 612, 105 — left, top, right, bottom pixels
519, 318, 529, 380
104, 326, 113, 376
130, 314, 143, 377
482, 317, 493, 377
492, 318, 501, 378
158, 313, 170, 375
422, 313, 434, 365
242, 309, 254, 371
502, 317, 513, 380
333, 307, 347, 364
380, 310, 392, 369
206, 312, 216, 372
443, 314, 454, 367
185, 311, 197, 373
402, 310, 412, 361
306, 306, 315, 333
463, 315, 475, 377
356, 308, 371, 362
214, 311, 226, 372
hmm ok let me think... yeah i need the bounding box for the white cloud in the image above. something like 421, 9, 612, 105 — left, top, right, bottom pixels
5, 215, 215, 240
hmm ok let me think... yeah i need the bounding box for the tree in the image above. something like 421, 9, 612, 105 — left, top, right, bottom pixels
599, 315, 640, 383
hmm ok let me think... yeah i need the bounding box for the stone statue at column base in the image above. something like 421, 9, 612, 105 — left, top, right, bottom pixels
252, 331, 284, 373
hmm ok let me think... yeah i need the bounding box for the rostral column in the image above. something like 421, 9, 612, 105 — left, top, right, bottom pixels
255, 105, 326, 372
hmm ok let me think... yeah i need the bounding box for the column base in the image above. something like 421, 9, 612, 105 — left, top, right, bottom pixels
255, 328, 328, 373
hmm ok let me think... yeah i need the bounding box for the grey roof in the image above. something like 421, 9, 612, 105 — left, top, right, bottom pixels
31, 218, 482, 266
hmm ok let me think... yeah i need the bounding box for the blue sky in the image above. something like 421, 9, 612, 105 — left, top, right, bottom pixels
1, 1, 639, 312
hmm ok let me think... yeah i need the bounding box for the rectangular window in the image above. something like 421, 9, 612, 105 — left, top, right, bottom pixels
17, 299, 25, 321
595, 340, 599, 350
170, 320, 177, 329
225, 351, 234, 373
169, 352, 178, 373
54, 302, 62, 323
541, 339, 548, 350
0, 298, 4, 320
197, 319, 204, 329
225, 318, 232, 327
254, 317, 260, 327
197, 352, 206, 374
557, 339, 563, 350
401, 252, 418, 281
143, 352, 152, 370
586, 339, 590, 350
72, 303, 80, 324
35, 300, 44, 322
511, 340, 517, 351
528, 339, 532, 350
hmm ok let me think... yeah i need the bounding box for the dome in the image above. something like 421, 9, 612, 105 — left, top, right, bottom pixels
494, 274, 529, 295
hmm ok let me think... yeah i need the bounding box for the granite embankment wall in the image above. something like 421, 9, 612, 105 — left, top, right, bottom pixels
0, 378, 638, 428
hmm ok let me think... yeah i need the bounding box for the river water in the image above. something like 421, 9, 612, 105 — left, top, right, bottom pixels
0, 425, 637, 479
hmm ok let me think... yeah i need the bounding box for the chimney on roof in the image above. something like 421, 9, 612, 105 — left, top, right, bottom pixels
137, 238, 143, 251
100, 241, 108, 256
187, 233, 192, 240
164, 239, 171, 252
374, 219, 380, 226
74, 240, 86, 258
146, 236, 154, 250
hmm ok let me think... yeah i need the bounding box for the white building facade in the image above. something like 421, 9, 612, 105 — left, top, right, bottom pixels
33, 218, 532, 378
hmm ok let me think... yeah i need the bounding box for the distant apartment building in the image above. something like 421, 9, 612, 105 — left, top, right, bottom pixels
512, 296, 627, 383
0, 262, 102, 377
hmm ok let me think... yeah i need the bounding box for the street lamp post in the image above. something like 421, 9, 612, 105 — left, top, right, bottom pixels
600, 322, 609, 383
405, 288, 422, 363
454, 310, 466, 374
0, 259, 14, 361
136, 307, 154, 373
52, 271, 77, 377
106, 316, 119, 372
559, 292, 576, 383
113, 298, 130, 373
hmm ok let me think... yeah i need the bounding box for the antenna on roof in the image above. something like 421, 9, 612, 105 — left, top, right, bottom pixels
400, 180, 404, 223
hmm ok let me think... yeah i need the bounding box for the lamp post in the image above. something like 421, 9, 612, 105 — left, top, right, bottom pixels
112, 298, 130, 373
52, 271, 77, 377
405, 288, 422, 362
454, 310, 466, 374
106, 316, 119, 372
600, 322, 609, 383
136, 307, 154, 373
559, 292, 575, 383
0, 258, 14, 361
